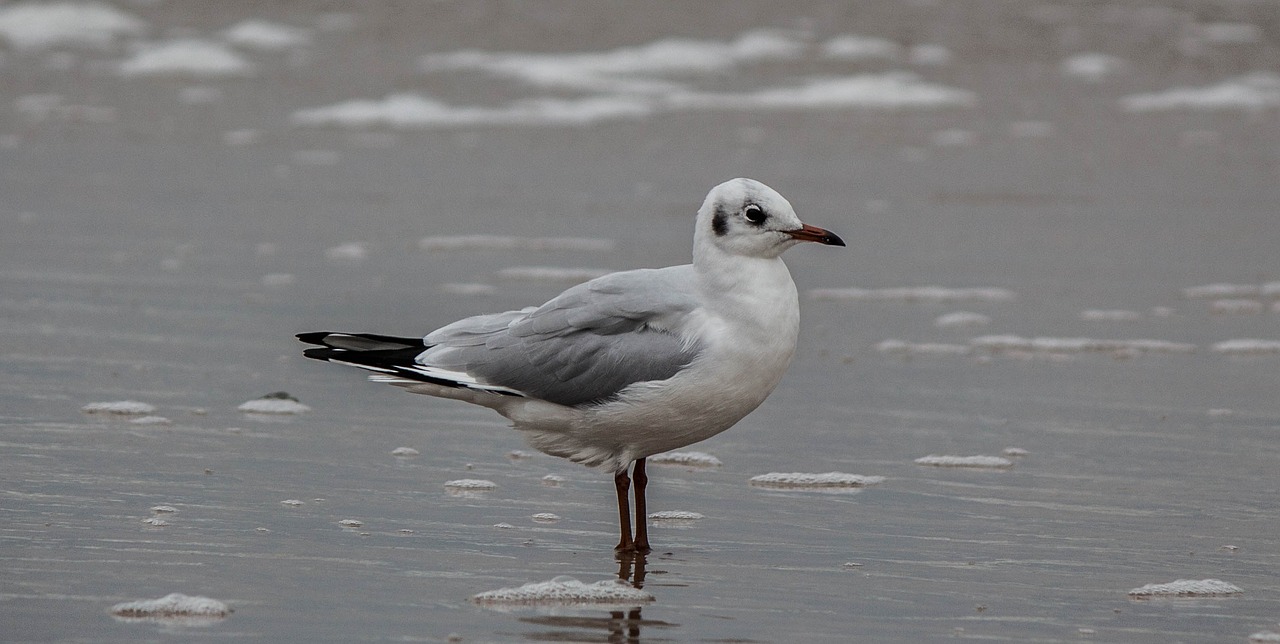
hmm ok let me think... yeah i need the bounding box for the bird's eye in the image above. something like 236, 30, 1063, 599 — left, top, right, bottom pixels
743, 204, 766, 225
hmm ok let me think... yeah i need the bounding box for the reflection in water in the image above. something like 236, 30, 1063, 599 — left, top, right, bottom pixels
516, 552, 675, 643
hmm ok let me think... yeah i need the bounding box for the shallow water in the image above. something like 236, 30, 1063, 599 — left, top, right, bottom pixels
3, 1, 1280, 642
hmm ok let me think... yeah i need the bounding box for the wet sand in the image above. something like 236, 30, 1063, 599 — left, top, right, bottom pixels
3, 2, 1279, 642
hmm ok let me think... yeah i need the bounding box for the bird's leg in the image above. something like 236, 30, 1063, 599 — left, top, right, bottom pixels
632, 458, 651, 554
614, 467, 633, 552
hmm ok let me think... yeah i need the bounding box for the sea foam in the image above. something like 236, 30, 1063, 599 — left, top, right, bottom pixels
749, 472, 885, 489
110, 593, 230, 622
0, 1, 145, 51
1061, 53, 1128, 82
969, 335, 1195, 356
648, 451, 723, 467
82, 400, 156, 415
419, 29, 807, 94
238, 392, 310, 414
118, 39, 255, 77
1212, 339, 1280, 355
295, 30, 973, 130
1121, 72, 1280, 112
472, 576, 654, 607
291, 93, 654, 129
914, 455, 1013, 468
1128, 578, 1242, 598
221, 20, 310, 51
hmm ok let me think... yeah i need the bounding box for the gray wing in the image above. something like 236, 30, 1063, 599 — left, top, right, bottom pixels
422, 265, 702, 407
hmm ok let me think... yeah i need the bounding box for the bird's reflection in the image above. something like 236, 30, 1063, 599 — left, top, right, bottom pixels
516, 551, 675, 643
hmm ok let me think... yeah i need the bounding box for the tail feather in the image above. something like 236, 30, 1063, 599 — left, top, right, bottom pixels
296, 331, 522, 397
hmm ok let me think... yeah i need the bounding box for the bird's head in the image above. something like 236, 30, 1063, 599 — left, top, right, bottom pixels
695, 178, 844, 260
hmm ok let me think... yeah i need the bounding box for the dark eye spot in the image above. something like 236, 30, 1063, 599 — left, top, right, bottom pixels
743, 204, 766, 225
711, 205, 729, 236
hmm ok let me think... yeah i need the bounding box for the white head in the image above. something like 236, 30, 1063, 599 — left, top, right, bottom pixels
694, 178, 844, 260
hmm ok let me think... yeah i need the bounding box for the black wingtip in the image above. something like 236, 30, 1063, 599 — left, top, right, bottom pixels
302, 346, 338, 361
296, 331, 335, 346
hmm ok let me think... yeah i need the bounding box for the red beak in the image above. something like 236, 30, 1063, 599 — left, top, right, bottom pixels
786, 224, 845, 246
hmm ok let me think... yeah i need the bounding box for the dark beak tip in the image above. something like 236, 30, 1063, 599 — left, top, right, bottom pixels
825, 232, 847, 247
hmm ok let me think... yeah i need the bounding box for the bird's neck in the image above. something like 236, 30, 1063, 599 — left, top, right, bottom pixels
694, 245, 799, 324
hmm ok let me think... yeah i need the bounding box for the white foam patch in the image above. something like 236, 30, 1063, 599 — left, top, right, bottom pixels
1184, 283, 1264, 299
82, 400, 156, 415
915, 454, 1012, 468
810, 286, 1015, 302
1121, 72, 1280, 112
444, 479, 497, 490
875, 340, 971, 356
324, 241, 367, 263
142, 517, 168, 526
935, 311, 991, 328
531, 512, 560, 523
111, 593, 230, 622
0, 1, 146, 51
130, 415, 172, 426
291, 93, 654, 129
221, 19, 310, 51
1127, 579, 1242, 598
150, 505, 177, 513
1002, 447, 1029, 457
541, 474, 565, 486
418, 235, 615, 252
117, 39, 255, 77
1061, 53, 1128, 82
1212, 339, 1280, 355
821, 35, 902, 61
291, 76, 971, 129
670, 73, 976, 111
391, 447, 419, 457
1250, 631, 1280, 643
495, 266, 612, 282
749, 472, 886, 489
420, 30, 807, 94
647, 451, 722, 467
1079, 309, 1142, 321
969, 335, 1195, 355
237, 395, 311, 414
440, 283, 497, 296
338, 519, 362, 527
297, 30, 973, 130
280, 499, 304, 506
648, 510, 704, 521
472, 576, 654, 607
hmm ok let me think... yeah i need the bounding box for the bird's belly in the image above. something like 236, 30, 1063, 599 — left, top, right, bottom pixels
582, 340, 794, 461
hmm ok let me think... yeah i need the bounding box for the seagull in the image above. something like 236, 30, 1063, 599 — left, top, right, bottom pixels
297, 178, 844, 553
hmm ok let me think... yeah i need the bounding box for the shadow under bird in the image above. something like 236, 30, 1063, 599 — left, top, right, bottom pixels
297, 178, 844, 553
